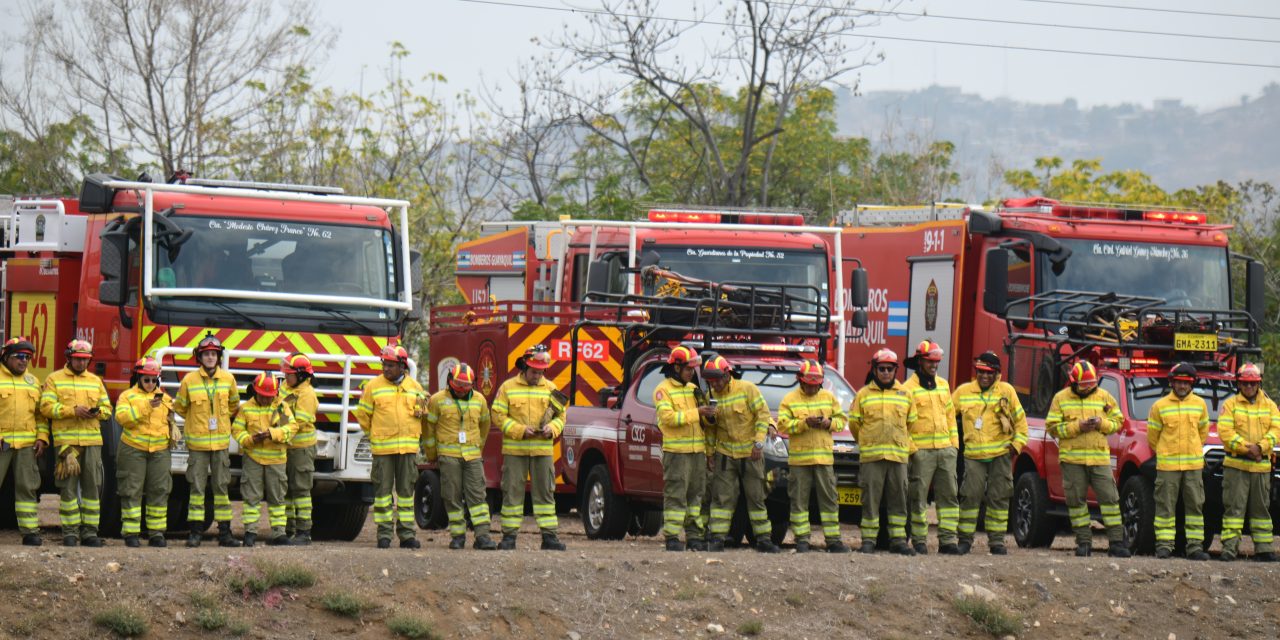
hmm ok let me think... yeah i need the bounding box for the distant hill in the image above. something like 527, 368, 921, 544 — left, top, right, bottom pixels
836, 83, 1280, 201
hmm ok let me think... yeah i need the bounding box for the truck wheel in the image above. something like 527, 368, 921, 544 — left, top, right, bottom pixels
414, 469, 447, 530
312, 502, 370, 541
627, 509, 662, 538
581, 465, 630, 539
1121, 475, 1156, 555
165, 475, 214, 534
1012, 472, 1057, 548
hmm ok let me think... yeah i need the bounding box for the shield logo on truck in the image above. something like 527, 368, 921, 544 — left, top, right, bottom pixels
925, 280, 939, 332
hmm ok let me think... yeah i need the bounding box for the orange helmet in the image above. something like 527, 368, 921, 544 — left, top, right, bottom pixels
380, 344, 410, 365
1168, 362, 1197, 382
871, 348, 899, 366
798, 359, 825, 385
133, 356, 161, 377
667, 345, 701, 367
2, 337, 35, 357
702, 355, 732, 379
251, 372, 278, 397
522, 345, 552, 370
1237, 363, 1263, 383
448, 362, 476, 393
1068, 361, 1098, 388
974, 351, 1002, 372
193, 332, 224, 356
281, 353, 314, 375
914, 340, 944, 362
66, 339, 93, 359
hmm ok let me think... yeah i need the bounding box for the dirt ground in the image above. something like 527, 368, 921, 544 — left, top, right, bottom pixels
0, 495, 1277, 640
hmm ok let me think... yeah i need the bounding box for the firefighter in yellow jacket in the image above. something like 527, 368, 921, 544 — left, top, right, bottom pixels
1146, 363, 1210, 560
1046, 361, 1129, 558
493, 345, 567, 551
778, 360, 850, 553
903, 340, 958, 555
952, 351, 1027, 556
174, 333, 241, 547
233, 373, 295, 546
703, 355, 780, 553
281, 353, 318, 545
40, 339, 112, 547
1215, 363, 1280, 562
850, 348, 918, 555
655, 345, 713, 552
424, 362, 497, 550
355, 344, 427, 549
0, 338, 49, 546
113, 356, 179, 548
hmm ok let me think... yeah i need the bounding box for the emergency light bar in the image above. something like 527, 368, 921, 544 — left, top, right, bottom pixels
1142, 211, 1206, 224
679, 340, 817, 355
648, 209, 805, 226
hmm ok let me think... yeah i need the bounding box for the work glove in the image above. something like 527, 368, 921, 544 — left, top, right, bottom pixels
54, 446, 81, 481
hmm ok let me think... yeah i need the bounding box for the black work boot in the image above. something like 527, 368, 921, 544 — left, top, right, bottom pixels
473, 534, 497, 551
1254, 552, 1278, 562
890, 541, 917, 557
665, 538, 684, 552
499, 534, 518, 550
755, 537, 780, 553
912, 541, 928, 555
292, 530, 312, 546
706, 537, 725, 552
242, 532, 257, 548
400, 538, 421, 549
149, 535, 167, 548
449, 535, 467, 550
939, 543, 961, 555
218, 522, 241, 547
795, 540, 811, 554
377, 538, 392, 549
989, 544, 1008, 555
63, 535, 78, 547
858, 540, 876, 554
827, 540, 851, 553
1107, 543, 1131, 558
956, 540, 972, 555
1075, 543, 1092, 557
540, 533, 566, 551
82, 535, 104, 548
124, 535, 141, 548
269, 535, 293, 546
21, 534, 42, 547
1187, 550, 1210, 561
686, 538, 707, 552
187, 524, 202, 548
1155, 547, 1172, 559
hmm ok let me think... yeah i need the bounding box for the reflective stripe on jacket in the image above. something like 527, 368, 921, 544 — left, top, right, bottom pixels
1146, 392, 1209, 471
353, 375, 427, 455
707, 379, 770, 458
952, 378, 1028, 460
174, 368, 239, 451
40, 367, 111, 446
282, 380, 318, 449
492, 376, 564, 457
115, 386, 175, 453
903, 373, 956, 450
849, 382, 915, 464
233, 399, 295, 465
424, 389, 491, 461
778, 388, 847, 466
1217, 392, 1280, 473
0, 368, 49, 448
1045, 386, 1122, 466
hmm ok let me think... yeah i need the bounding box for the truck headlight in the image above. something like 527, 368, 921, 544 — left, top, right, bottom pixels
763, 434, 789, 459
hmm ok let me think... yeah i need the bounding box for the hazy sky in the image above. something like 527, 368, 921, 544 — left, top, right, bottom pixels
315, 0, 1280, 110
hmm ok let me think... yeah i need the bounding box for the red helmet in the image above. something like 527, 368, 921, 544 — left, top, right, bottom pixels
252, 372, 278, 397
667, 345, 701, 367
194, 333, 224, 356
380, 344, 410, 365
1237, 363, 1263, 383
448, 362, 476, 393
281, 353, 314, 375
1068, 361, 1098, 388
1169, 362, 1197, 382
133, 356, 162, 377
66, 339, 93, 359
522, 345, 552, 370
702, 355, 732, 379
871, 348, 899, 366
2, 337, 35, 357
914, 340, 944, 362
974, 351, 1002, 372
798, 359, 825, 385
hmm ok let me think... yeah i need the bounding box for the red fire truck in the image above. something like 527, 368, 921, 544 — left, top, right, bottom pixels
833, 199, 1268, 553
1, 175, 421, 540
421, 210, 869, 536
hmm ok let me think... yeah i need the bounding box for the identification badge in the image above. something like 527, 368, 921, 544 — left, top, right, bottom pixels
208, 417, 219, 431
974, 418, 984, 431
458, 431, 467, 444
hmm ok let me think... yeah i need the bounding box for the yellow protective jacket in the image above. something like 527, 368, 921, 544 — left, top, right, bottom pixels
423, 389, 491, 462
232, 398, 295, 465
281, 380, 318, 449
1046, 386, 1122, 466
778, 388, 848, 466
654, 377, 707, 455
492, 375, 564, 457
114, 386, 176, 453
0, 367, 49, 449
1146, 392, 1209, 471
1217, 391, 1280, 473
174, 367, 239, 452
952, 378, 1028, 460
849, 381, 916, 464
40, 367, 111, 447
707, 379, 771, 459
903, 373, 957, 450
354, 374, 427, 456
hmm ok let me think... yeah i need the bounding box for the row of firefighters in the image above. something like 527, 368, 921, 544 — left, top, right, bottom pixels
0, 333, 1277, 558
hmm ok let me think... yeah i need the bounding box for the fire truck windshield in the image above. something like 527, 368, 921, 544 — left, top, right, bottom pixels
645, 246, 828, 296
150, 215, 397, 329
1042, 239, 1229, 309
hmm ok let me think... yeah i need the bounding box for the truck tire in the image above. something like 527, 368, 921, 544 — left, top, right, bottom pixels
1012, 472, 1057, 548
1121, 475, 1156, 555
580, 465, 630, 539
165, 475, 214, 534
414, 469, 447, 530
628, 509, 662, 538
312, 502, 369, 541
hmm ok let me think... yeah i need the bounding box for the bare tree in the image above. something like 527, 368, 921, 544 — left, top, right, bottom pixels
549, 0, 894, 207
1, 0, 330, 177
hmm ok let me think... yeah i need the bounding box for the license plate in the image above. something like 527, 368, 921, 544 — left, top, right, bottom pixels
837, 486, 862, 506
1174, 333, 1217, 351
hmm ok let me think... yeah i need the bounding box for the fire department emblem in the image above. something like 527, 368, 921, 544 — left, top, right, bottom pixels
110, 323, 120, 351
925, 280, 939, 332
478, 342, 496, 397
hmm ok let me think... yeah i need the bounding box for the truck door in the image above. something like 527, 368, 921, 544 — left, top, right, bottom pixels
906, 255, 956, 377
621, 365, 665, 497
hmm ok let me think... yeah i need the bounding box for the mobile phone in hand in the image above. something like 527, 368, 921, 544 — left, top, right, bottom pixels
154, 392, 164, 400
88, 407, 101, 416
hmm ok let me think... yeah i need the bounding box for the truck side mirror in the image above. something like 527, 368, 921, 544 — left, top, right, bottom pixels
586, 255, 620, 295
639, 250, 660, 269
405, 249, 424, 322
850, 267, 869, 308
983, 248, 1009, 317
851, 308, 868, 330
1246, 260, 1265, 327
98, 219, 129, 306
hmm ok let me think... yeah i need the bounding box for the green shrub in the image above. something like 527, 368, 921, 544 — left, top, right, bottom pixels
93, 605, 148, 637
737, 619, 764, 636
321, 591, 371, 618
387, 614, 441, 640
953, 596, 1022, 637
